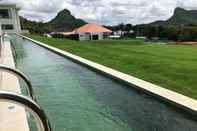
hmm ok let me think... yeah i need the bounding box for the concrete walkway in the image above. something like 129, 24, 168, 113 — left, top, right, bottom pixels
0, 40, 29, 131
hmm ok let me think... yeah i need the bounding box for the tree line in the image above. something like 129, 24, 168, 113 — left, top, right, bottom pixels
134, 25, 197, 41
106, 23, 197, 41
21, 17, 197, 42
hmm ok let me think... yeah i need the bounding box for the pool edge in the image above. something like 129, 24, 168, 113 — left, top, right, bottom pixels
18, 34, 197, 115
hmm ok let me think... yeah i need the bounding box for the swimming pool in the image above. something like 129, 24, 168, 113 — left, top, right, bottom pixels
11, 36, 197, 131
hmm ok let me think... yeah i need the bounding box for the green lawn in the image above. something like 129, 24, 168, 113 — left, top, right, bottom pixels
26, 35, 197, 99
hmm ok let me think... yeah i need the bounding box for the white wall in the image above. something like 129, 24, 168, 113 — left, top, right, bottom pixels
0, 5, 21, 34
78, 33, 91, 41
78, 32, 104, 41
91, 32, 103, 40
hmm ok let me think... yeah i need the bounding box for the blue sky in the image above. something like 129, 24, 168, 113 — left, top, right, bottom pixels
1, 0, 197, 25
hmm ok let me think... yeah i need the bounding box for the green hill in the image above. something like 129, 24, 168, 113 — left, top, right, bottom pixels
20, 9, 87, 33
150, 7, 197, 26
20, 17, 52, 34
49, 9, 86, 32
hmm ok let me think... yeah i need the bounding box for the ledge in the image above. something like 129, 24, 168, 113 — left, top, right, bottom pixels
20, 34, 197, 115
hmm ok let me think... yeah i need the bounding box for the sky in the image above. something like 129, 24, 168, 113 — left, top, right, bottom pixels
1, 0, 197, 25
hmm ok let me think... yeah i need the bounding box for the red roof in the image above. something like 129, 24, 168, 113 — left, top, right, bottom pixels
73, 23, 112, 33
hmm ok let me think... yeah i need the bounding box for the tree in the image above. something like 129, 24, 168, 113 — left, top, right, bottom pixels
125, 24, 133, 32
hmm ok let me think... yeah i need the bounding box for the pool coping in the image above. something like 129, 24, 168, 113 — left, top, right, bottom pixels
19, 34, 197, 115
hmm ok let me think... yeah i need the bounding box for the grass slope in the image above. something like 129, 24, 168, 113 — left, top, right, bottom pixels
27, 35, 197, 99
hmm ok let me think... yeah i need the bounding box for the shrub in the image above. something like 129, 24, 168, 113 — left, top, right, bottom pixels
51, 33, 66, 38
51, 33, 79, 40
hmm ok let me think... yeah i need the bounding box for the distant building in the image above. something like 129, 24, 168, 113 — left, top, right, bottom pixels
51, 32, 74, 36
73, 23, 112, 41
113, 30, 127, 36
0, 4, 21, 34
112, 30, 135, 38
136, 36, 146, 39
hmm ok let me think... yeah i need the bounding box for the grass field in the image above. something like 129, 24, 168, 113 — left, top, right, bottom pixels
26, 35, 197, 99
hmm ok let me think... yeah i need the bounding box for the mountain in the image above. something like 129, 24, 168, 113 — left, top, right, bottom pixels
49, 9, 87, 32
20, 9, 87, 33
149, 7, 197, 26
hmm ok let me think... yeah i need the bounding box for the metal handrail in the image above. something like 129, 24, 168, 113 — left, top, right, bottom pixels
0, 64, 36, 101
0, 91, 51, 131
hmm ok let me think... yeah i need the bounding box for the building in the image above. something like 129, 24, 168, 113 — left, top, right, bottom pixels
0, 4, 21, 34
73, 23, 112, 41
112, 30, 135, 37
50, 32, 74, 36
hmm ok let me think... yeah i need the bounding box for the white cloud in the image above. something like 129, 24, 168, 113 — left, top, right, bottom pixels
0, 0, 197, 25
